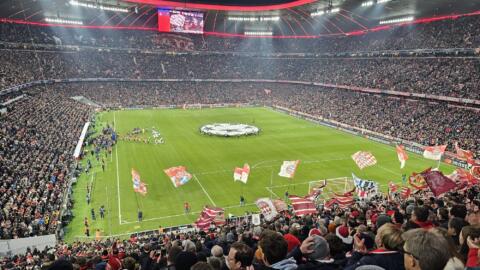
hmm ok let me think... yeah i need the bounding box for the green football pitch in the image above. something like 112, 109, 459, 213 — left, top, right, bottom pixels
65, 107, 455, 241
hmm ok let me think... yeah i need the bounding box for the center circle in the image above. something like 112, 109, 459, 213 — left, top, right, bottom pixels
200, 123, 260, 137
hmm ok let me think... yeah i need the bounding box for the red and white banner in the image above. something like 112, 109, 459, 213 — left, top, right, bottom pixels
233, 164, 250, 184
255, 198, 278, 221
195, 206, 225, 231
447, 168, 478, 187
423, 145, 447, 161
400, 187, 411, 199
351, 151, 377, 170
388, 182, 398, 193
289, 195, 317, 216
455, 142, 474, 161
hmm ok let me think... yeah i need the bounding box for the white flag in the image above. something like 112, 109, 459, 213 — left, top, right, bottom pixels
255, 198, 278, 222
278, 160, 300, 178
233, 164, 250, 184
423, 145, 447, 161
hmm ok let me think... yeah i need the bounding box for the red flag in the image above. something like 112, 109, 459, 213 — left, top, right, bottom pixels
455, 142, 474, 161
423, 145, 447, 160
468, 159, 480, 179
400, 187, 411, 198
396, 145, 408, 169
351, 151, 377, 169
288, 195, 317, 216
195, 216, 213, 231
448, 168, 479, 187
332, 190, 355, 209
388, 182, 398, 193
422, 169, 457, 197
195, 206, 225, 231
409, 169, 429, 190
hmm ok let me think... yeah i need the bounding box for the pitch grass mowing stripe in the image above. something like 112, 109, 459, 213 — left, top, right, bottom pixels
64, 107, 455, 241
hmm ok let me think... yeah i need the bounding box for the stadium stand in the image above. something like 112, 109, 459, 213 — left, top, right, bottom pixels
0, 6, 479, 270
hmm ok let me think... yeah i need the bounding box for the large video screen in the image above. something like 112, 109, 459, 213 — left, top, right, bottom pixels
158, 9, 204, 34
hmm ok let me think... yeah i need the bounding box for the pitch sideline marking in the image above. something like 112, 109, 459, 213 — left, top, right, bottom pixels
114, 112, 123, 224
193, 174, 217, 206
119, 203, 256, 225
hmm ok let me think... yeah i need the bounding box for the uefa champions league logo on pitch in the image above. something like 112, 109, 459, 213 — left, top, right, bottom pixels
200, 123, 260, 137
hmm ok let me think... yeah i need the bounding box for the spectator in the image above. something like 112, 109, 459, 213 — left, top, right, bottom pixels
402, 229, 451, 270
258, 230, 297, 270
226, 242, 254, 270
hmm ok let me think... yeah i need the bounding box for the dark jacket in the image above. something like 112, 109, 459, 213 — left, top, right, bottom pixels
344, 249, 405, 270
297, 259, 340, 270
139, 251, 154, 270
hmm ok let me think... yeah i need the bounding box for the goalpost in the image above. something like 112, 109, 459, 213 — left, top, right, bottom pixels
308, 177, 354, 199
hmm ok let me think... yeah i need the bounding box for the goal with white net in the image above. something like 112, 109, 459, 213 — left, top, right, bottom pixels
308, 177, 355, 199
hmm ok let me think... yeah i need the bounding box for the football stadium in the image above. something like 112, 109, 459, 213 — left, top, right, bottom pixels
0, 0, 479, 269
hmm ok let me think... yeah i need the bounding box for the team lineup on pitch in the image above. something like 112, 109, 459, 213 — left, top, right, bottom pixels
65, 107, 454, 241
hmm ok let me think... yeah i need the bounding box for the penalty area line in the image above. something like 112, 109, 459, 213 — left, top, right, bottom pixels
193, 174, 217, 206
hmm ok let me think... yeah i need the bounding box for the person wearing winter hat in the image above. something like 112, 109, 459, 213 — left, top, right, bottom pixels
336, 225, 353, 245
175, 251, 199, 270
293, 236, 338, 270
345, 223, 405, 270
284, 233, 301, 253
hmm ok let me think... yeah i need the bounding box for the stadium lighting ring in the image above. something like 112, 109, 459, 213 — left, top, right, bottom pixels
200, 123, 260, 137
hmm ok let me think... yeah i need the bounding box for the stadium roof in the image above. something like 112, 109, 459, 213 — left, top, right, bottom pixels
1, 0, 479, 37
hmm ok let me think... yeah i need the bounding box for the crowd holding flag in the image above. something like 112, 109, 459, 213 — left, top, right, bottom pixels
164, 166, 192, 187
352, 173, 378, 198
288, 195, 318, 216
325, 189, 355, 210
131, 169, 147, 196
351, 151, 377, 170
396, 145, 408, 169
408, 170, 429, 190
233, 164, 250, 184
255, 198, 279, 221
388, 182, 398, 194
455, 142, 474, 161
278, 160, 300, 178
194, 206, 225, 231
423, 145, 447, 161
400, 187, 411, 199
448, 168, 479, 188
272, 199, 288, 212
420, 168, 457, 197
468, 158, 480, 179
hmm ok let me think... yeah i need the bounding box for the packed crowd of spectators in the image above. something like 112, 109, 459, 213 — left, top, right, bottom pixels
0, 13, 479, 269
53, 81, 480, 156
3, 184, 480, 270
0, 49, 479, 99
0, 87, 92, 239
1, 15, 479, 52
